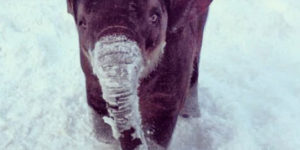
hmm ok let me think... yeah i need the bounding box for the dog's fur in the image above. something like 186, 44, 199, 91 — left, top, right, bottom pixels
67, 0, 212, 149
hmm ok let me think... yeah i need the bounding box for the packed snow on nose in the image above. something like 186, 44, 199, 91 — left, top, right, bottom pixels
89, 35, 147, 149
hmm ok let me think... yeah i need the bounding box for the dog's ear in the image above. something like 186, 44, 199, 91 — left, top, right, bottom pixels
66, 0, 74, 15
166, 0, 212, 33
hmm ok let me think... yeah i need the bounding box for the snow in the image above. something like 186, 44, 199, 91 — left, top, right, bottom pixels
0, 0, 299, 150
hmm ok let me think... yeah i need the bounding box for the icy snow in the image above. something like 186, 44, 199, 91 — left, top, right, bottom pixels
0, 0, 299, 150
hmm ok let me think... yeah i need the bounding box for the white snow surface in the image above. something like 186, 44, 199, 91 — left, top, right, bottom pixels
0, 0, 299, 150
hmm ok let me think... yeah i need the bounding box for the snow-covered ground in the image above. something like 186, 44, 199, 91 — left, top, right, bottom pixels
0, 0, 299, 150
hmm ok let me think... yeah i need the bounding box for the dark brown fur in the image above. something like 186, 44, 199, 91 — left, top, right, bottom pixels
67, 0, 212, 149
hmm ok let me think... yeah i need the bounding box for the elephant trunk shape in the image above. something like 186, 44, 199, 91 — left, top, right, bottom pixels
89, 35, 147, 150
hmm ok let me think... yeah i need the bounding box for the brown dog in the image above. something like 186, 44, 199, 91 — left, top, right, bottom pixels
66, 0, 212, 149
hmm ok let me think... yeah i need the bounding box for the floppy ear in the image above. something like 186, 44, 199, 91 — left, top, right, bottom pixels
167, 0, 212, 33
66, 0, 74, 15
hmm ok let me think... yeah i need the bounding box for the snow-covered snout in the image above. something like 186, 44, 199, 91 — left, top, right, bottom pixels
89, 35, 147, 150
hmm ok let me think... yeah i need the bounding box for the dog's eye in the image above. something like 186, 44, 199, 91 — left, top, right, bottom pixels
150, 14, 159, 23
78, 18, 87, 30
149, 13, 160, 24
149, 8, 161, 25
